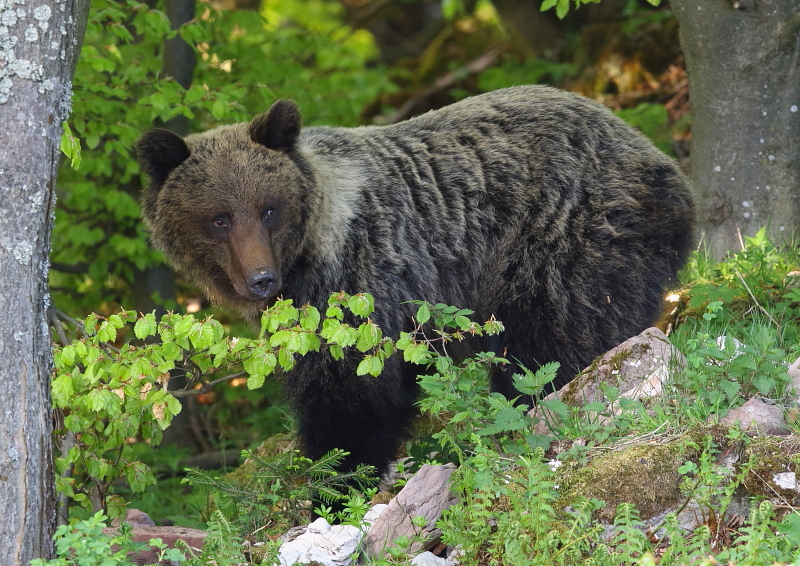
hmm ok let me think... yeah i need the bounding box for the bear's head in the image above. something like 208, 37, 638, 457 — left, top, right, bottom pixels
136, 100, 314, 321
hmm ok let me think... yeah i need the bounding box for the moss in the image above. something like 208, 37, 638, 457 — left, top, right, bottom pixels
742, 436, 800, 500
559, 343, 649, 407
224, 432, 298, 483
556, 439, 694, 522
371, 491, 395, 505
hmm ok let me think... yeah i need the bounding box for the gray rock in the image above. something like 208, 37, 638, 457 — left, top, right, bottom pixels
531, 327, 685, 432
445, 546, 464, 566
366, 464, 459, 558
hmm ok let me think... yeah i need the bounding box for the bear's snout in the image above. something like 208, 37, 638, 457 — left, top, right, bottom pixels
246, 267, 281, 299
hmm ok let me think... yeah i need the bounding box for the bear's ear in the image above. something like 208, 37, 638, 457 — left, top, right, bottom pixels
136, 129, 190, 185
249, 99, 301, 151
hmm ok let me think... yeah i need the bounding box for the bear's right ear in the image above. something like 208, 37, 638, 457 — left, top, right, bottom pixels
249, 99, 301, 152
136, 129, 191, 185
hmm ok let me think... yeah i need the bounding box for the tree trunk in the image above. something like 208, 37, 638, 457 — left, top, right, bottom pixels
671, 0, 800, 259
0, 0, 89, 562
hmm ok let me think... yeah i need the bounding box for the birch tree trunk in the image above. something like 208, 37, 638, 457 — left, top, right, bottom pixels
671, 0, 800, 258
0, 0, 88, 562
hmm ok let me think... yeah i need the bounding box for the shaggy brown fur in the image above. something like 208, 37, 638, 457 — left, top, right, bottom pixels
137, 85, 694, 479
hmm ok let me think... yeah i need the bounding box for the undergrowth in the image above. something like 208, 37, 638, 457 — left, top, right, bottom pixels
41, 229, 800, 565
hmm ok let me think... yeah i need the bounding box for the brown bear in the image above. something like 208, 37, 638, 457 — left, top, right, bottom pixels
137, 85, 694, 480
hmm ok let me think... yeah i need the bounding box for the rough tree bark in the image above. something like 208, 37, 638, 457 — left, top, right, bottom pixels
0, 0, 89, 562
672, 0, 800, 258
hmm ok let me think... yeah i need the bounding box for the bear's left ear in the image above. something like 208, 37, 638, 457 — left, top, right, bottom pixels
136, 129, 191, 186
249, 99, 301, 151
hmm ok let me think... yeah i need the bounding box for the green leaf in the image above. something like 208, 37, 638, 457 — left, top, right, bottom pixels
479, 407, 528, 436
347, 294, 374, 317
184, 84, 206, 105
243, 347, 277, 384
321, 319, 358, 347
209, 339, 230, 366
416, 303, 430, 325
211, 98, 229, 119
514, 362, 559, 396
395, 332, 413, 350
189, 320, 217, 349
356, 355, 383, 377
326, 306, 344, 320
87, 389, 108, 412
583, 401, 606, 413
539, 398, 569, 420
159, 342, 181, 361
356, 322, 382, 352
126, 461, 156, 492
278, 347, 295, 370
329, 344, 344, 361
403, 341, 430, 364
134, 312, 157, 340
300, 306, 321, 332
52, 374, 76, 407
173, 315, 194, 338
59, 345, 76, 367
60, 123, 82, 169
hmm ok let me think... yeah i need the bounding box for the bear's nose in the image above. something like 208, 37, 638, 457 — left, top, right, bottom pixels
247, 268, 281, 299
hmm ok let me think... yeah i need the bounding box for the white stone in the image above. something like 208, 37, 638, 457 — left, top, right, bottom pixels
773, 472, 797, 491
446, 547, 465, 566
278, 522, 363, 566
363, 504, 387, 527
307, 517, 331, 534
411, 551, 447, 566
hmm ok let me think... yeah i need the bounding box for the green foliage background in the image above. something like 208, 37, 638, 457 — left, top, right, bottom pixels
52, 0, 397, 315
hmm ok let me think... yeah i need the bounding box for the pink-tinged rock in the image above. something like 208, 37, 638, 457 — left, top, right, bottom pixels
720, 396, 789, 436
102, 525, 207, 565
111, 508, 156, 528
787, 356, 800, 399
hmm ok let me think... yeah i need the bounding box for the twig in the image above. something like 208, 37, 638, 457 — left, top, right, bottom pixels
51, 261, 90, 274
736, 227, 745, 251
170, 371, 248, 398
748, 469, 800, 515
57, 431, 76, 526
50, 311, 70, 347
734, 268, 779, 328
55, 309, 88, 340
385, 45, 505, 124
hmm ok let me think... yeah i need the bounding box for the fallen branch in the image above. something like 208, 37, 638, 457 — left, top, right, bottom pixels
385, 45, 505, 124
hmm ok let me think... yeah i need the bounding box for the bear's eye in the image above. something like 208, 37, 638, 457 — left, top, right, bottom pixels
262, 208, 276, 222
211, 215, 228, 229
